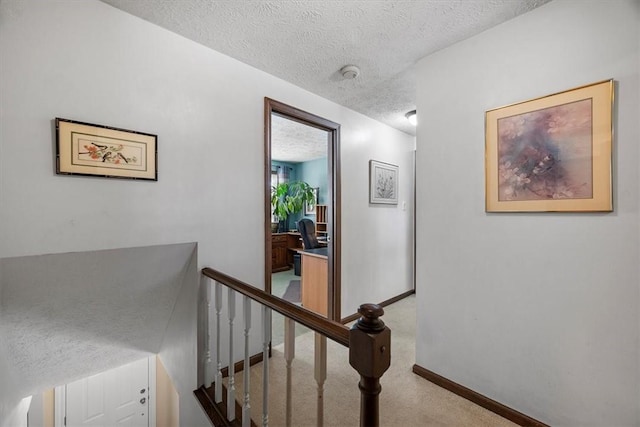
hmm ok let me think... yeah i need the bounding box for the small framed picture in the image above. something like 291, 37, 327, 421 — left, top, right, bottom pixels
485, 80, 613, 212
370, 160, 398, 205
56, 118, 157, 181
305, 187, 319, 215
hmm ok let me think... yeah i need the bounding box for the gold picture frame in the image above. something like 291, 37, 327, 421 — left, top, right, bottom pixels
56, 118, 157, 181
485, 79, 613, 212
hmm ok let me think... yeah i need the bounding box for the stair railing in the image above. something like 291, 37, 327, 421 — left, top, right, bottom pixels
198, 267, 391, 427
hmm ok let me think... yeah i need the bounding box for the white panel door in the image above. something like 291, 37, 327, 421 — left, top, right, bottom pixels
66, 358, 149, 427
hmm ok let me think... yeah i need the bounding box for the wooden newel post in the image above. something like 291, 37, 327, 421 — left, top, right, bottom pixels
349, 303, 391, 427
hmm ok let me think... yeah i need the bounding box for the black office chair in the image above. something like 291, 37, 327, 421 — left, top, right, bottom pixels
297, 218, 322, 249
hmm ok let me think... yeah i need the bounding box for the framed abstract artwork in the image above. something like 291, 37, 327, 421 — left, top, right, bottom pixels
56, 118, 158, 181
370, 160, 398, 205
485, 79, 613, 212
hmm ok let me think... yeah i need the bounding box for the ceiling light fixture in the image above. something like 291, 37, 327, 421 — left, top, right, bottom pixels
340, 65, 360, 79
405, 110, 417, 126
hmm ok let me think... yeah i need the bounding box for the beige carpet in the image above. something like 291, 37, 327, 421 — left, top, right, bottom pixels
225, 295, 516, 427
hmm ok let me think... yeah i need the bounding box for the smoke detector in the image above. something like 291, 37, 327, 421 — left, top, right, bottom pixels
340, 65, 360, 79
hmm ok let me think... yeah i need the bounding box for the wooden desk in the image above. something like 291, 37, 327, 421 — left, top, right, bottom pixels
286, 232, 302, 266
272, 232, 305, 272
299, 247, 328, 316
271, 233, 289, 272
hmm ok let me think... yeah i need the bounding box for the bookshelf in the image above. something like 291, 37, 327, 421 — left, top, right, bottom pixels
315, 204, 328, 239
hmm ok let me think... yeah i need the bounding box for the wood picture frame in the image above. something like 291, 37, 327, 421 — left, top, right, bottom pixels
56, 118, 158, 181
485, 79, 613, 212
370, 160, 398, 205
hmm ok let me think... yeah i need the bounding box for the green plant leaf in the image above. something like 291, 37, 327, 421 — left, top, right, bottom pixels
270, 180, 316, 220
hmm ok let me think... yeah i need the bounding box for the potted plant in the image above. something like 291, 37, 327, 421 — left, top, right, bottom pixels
271, 181, 317, 233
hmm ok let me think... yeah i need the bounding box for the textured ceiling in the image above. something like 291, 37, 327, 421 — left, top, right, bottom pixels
272, 113, 328, 163
101, 0, 551, 136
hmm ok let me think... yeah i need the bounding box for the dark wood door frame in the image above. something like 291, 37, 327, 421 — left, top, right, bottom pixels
264, 98, 341, 321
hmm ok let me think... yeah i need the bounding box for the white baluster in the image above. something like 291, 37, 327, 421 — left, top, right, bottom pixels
262, 306, 271, 427
314, 333, 327, 427
284, 317, 295, 427
227, 289, 236, 421
242, 296, 251, 427
204, 279, 212, 388
214, 282, 223, 403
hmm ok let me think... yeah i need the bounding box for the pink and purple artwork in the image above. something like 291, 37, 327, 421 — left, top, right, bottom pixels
497, 99, 593, 201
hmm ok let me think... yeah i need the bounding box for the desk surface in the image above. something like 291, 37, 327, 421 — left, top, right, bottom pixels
299, 247, 328, 258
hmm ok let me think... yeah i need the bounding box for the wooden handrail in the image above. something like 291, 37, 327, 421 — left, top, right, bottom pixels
202, 267, 350, 347
201, 267, 391, 427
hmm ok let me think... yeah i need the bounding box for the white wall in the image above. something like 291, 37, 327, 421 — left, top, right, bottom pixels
0, 265, 21, 425
27, 391, 44, 427
156, 357, 180, 427
0, 0, 414, 421
0, 397, 30, 427
415, 0, 639, 425
0, 0, 414, 307
157, 247, 209, 427
341, 124, 415, 317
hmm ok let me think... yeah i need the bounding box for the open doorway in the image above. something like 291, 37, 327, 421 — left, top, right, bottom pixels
264, 98, 341, 324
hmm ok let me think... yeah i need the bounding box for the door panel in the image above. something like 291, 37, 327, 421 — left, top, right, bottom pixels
113, 358, 148, 425
66, 358, 149, 427
66, 374, 107, 426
